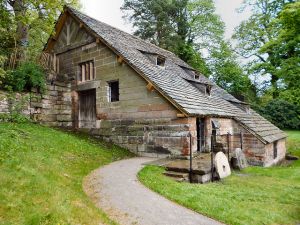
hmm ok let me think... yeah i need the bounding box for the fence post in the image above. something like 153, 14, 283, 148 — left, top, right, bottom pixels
189, 132, 193, 183
210, 135, 214, 182
227, 132, 230, 160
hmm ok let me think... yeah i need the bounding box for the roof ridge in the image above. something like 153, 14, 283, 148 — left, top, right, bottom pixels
66, 6, 178, 57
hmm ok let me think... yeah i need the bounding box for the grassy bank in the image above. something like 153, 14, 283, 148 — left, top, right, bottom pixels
138, 130, 300, 225
0, 123, 133, 225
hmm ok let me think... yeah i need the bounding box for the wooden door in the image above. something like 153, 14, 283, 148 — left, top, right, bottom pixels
79, 89, 96, 128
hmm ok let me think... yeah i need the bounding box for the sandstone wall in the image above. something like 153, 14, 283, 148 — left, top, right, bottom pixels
264, 138, 286, 167
0, 82, 72, 127
208, 117, 286, 166
52, 26, 197, 156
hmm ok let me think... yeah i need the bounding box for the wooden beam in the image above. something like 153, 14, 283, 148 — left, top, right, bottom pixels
146, 82, 155, 92
177, 113, 186, 118
96, 38, 100, 44
117, 55, 124, 64
79, 22, 84, 28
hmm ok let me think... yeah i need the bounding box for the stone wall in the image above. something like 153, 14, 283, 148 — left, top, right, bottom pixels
0, 91, 33, 117
0, 81, 72, 127
32, 82, 72, 127
208, 117, 286, 166
264, 138, 286, 167
0, 91, 11, 114
90, 117, 197, 157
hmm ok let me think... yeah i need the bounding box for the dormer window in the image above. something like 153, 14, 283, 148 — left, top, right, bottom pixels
194, 74, 200, 80
156, 56, 165, 67
206, 85, 212, 96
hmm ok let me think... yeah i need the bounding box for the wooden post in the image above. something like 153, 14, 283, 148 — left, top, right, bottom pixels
227, 132, 230, 160
211, 136, 214, 182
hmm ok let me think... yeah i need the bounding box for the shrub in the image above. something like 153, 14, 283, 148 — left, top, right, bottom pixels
0, 55, 7, 86
259, 99, 300, 129
4, 61, 46, 93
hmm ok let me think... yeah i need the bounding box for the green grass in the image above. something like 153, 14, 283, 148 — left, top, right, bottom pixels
0, 123, 134, 225
138, 130, 300, 225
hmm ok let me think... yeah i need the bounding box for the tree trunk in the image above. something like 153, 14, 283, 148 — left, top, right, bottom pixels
271, 75, 279, 99
11, 0, 29, 63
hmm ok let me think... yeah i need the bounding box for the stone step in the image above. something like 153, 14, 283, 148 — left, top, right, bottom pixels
166, 165, 211, 175
163, 171, 189, 179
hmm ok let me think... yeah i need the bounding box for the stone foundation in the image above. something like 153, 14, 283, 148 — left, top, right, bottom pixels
89, 117, 197, 157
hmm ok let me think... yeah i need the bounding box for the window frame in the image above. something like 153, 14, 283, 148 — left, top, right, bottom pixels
205, 85, 212, 96
156, 56, 166, 67
107, 80, 119, 102
78, 60, 95, 83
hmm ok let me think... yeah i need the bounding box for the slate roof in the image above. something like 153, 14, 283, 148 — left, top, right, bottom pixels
51, 6, 286, 143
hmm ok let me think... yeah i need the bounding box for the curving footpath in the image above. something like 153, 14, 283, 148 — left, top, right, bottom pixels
83, 157, 223, 225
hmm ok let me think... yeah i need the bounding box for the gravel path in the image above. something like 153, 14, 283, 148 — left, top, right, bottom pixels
83, 157, 223, 225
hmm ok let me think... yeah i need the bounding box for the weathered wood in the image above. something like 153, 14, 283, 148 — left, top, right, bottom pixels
79, 89, 96, 128
177, 113, 186, 118
146, 82, 154, 92
117, 55, 124, 64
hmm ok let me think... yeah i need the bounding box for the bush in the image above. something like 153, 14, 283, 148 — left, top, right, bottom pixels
259, 99, 300, 129
4, 61, 46, 93
0, 55, 7, 86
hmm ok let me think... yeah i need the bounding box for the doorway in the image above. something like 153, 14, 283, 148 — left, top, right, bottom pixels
78, 89, 96, 128
197, 118, 205, 152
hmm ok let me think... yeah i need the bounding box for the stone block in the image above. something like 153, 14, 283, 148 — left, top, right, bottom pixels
57, 115, 72, 122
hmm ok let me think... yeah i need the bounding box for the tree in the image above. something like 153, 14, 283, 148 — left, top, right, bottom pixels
233, 0, 296, 99
258, 99, 300, 129
260, 1, 300, 107
0, 0, 80, 62
122, 0, 252, 97
210, 40, 252, 96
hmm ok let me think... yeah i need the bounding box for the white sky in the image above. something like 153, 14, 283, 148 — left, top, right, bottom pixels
80, 0, 252, 39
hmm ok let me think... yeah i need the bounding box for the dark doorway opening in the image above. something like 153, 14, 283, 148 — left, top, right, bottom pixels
78, 89, 96, 128
197, 118, 205, 152
273, 141, 278, 159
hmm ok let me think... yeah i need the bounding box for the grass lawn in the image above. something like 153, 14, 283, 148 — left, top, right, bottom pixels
138, 130, 300, 225
0, 123, 133, 225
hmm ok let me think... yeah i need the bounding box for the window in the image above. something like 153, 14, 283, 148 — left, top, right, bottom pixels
273, 141, 278, 159
79, 61, 94, 82
206, 85, 212, 96
194, 74, 200, 80
108, 81, 119, 102
156, 56, 165, 67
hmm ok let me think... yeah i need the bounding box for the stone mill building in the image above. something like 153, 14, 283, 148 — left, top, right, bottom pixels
39, 6, 287, 167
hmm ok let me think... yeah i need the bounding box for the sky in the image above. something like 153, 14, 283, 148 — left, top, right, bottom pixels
80, 0, 252, 39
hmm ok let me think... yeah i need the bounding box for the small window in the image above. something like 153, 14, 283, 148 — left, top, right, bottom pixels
194, 74, 200, 80
206, 85, 211, 96
273, 141, 278, 159
108, 81, 119, 102
79, 61, 94, 82
156, 56, 165, 67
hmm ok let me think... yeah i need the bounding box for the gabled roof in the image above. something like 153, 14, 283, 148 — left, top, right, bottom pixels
44, 6, 286, 143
